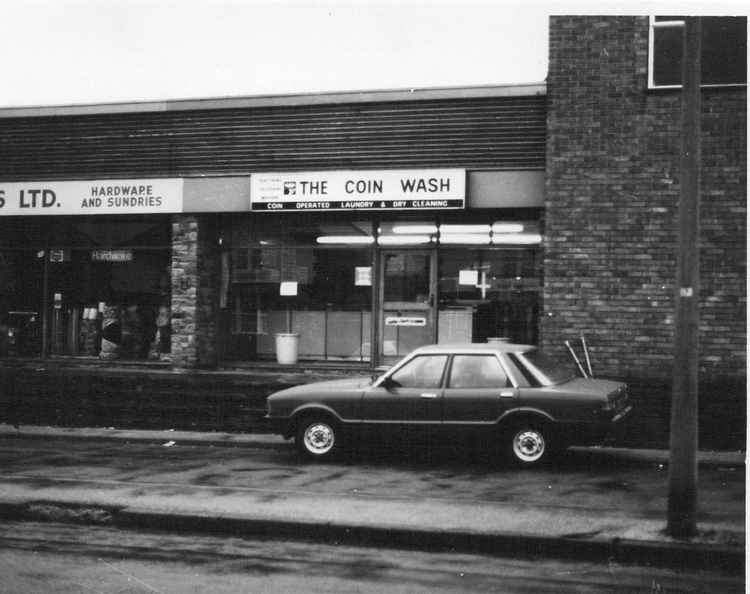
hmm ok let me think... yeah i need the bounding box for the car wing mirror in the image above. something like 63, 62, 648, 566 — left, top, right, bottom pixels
379, 376, 398, 391
371, 365, 392, 385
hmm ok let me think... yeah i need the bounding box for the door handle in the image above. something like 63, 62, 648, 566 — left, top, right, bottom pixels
499, 390, 516, 398
420, 393, 438, 399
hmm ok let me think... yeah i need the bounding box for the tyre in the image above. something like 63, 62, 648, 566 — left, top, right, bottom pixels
507, 423, 549, 467
295, 415, 340, 460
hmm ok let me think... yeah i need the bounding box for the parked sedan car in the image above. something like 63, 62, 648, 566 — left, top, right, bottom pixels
266, 343, 632, 466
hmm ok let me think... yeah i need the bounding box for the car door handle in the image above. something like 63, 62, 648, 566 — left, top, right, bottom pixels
420, 393, 438, 399
499, 390, 516, 398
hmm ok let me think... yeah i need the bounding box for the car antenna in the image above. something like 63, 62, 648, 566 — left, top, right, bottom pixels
580, 333, 594, 377
565, 340, 588, 378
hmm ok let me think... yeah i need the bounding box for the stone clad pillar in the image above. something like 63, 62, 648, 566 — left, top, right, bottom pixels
170, 214, 219, 369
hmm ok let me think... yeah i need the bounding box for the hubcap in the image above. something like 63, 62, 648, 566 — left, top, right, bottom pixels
303, 422, 335, 455
513, 429, 545, 462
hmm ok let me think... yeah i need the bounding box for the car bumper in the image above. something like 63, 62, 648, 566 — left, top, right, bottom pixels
265, 415, 293, 438
611, 404, 633, 424
559, 404, 633, 446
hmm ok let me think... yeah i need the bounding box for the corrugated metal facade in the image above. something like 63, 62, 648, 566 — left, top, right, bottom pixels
0, 95, 546, 180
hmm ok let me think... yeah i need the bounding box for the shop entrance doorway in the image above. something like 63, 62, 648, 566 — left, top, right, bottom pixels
0, 250, 44, 358
379, 249, 437, 363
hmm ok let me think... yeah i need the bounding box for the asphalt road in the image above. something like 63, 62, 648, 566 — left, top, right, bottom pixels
0, 521, 743, 594
0, 435, 743, 528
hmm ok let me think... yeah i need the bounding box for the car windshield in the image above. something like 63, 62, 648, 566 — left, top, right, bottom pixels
518, 349, 576, 385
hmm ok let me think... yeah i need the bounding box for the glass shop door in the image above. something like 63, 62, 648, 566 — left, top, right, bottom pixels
0, 249, 45, 358
379, 249, 437, 364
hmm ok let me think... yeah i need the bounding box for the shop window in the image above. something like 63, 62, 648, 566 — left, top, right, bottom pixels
48, 247, 171, 360
649, 16, 747, 88
225, 218, 374, 362
223, 214, 541, 364
438, 222, 541, 346
0, 218, 172, 361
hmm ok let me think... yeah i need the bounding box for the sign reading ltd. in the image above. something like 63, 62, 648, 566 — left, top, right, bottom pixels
0, 179, 184, 216
250, 169, 465, 212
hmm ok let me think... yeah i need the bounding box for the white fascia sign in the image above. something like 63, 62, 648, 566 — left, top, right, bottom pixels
0, 178, 184, 216
250, 169, 466, 212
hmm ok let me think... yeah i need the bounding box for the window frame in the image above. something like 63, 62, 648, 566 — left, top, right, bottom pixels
387, 354, 449, 389
648, 16, 748, 90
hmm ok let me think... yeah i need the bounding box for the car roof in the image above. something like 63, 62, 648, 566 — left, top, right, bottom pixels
410, 342, 536, 355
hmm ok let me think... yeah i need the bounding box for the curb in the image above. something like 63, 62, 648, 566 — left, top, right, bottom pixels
0, 426, 287, 450
0, 500, 743, 575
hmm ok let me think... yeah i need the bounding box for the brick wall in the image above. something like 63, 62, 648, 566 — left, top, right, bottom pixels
170, 214, 219, 368
544, 16, 747, 385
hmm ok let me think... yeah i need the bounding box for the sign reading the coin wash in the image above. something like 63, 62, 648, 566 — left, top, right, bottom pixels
0, 179, 183, 216
250, 169, 465, 211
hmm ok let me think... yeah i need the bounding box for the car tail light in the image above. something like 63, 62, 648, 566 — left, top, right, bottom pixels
605, 386, 628, 412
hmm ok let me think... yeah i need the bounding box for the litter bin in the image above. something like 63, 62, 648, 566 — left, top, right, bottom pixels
275, 333, 299, 365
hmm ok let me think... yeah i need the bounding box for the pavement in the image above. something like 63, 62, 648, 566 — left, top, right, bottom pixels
0, 423, 745, 574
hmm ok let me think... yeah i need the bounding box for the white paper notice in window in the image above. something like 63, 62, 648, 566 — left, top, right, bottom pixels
459, 270, 479, 286
280, 281, 298, 296
355, 267, 372, 286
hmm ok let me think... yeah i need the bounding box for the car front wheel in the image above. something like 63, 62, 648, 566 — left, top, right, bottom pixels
508, 424, 549, 467
295, 415, 340, 460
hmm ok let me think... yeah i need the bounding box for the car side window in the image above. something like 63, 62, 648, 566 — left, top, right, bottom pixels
448, 355, 510, 389
389, 355, 448, 389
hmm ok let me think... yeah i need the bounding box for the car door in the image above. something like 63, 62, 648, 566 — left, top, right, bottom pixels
362, 354, 448, 428
442, 354, 517, 427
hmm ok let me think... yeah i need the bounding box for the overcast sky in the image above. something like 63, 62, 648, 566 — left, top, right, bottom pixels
0, 0, 746, 108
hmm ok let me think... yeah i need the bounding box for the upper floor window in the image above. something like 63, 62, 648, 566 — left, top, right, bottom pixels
649, 16, 747, 88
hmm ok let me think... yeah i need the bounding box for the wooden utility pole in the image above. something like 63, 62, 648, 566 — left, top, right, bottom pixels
667, 16, 701, 539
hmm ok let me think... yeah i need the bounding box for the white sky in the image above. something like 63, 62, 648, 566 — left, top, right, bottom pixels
0, 1, 746, 108
1, 0, 550, 107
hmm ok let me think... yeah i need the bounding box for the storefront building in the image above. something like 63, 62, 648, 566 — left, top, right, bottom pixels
0, 85, 547, 368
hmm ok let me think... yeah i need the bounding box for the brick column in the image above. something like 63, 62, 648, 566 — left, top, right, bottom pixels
170, 214, 219, 369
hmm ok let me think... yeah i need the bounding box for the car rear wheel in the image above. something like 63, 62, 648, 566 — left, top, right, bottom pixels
295, 415, 340, 460
507, 423, 549, 467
